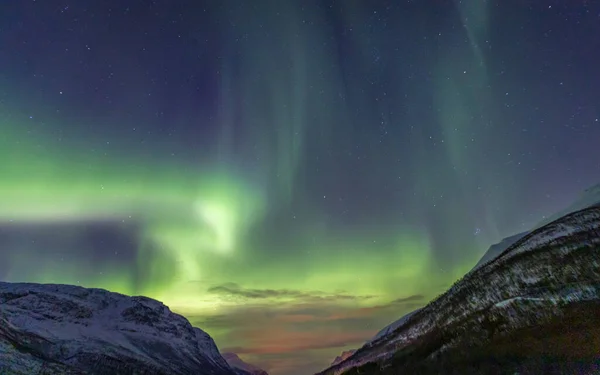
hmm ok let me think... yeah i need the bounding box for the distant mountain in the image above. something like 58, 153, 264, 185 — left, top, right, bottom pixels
331, 350, 356, 366
223, 352, 268, 375
0, 282, 237, 375
318, 203, 600, 374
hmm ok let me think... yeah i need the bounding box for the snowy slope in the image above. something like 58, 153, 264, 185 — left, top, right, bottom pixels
223, 352, 268, 375
0, 282, 236, 375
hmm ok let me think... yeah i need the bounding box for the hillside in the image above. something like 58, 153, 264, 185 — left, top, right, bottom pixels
318, 204, 600, 374
0, 282, 237, 375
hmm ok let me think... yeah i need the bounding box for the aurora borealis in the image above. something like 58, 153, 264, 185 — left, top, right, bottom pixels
1, 1, 600, 374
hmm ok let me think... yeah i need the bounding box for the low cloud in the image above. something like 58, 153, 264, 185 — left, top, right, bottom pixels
207, 282, 375, 302
391, 294, 425, 304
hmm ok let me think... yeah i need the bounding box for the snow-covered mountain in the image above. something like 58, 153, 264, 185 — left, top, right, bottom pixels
324, 183, 600, 371
318, 203, 600, 374
364, 229, 527, 356
0, 282, 237, 375
223, 352, 268, 375
323, 183, 600, 373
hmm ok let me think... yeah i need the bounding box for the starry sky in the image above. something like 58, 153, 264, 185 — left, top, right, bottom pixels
1, 1, 599, 374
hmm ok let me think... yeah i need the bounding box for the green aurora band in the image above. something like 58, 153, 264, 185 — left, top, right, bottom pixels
0, 3, 498, 370
0, 114, 474, 314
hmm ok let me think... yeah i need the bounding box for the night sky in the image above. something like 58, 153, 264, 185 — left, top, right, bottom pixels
1, 1, 599, 374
